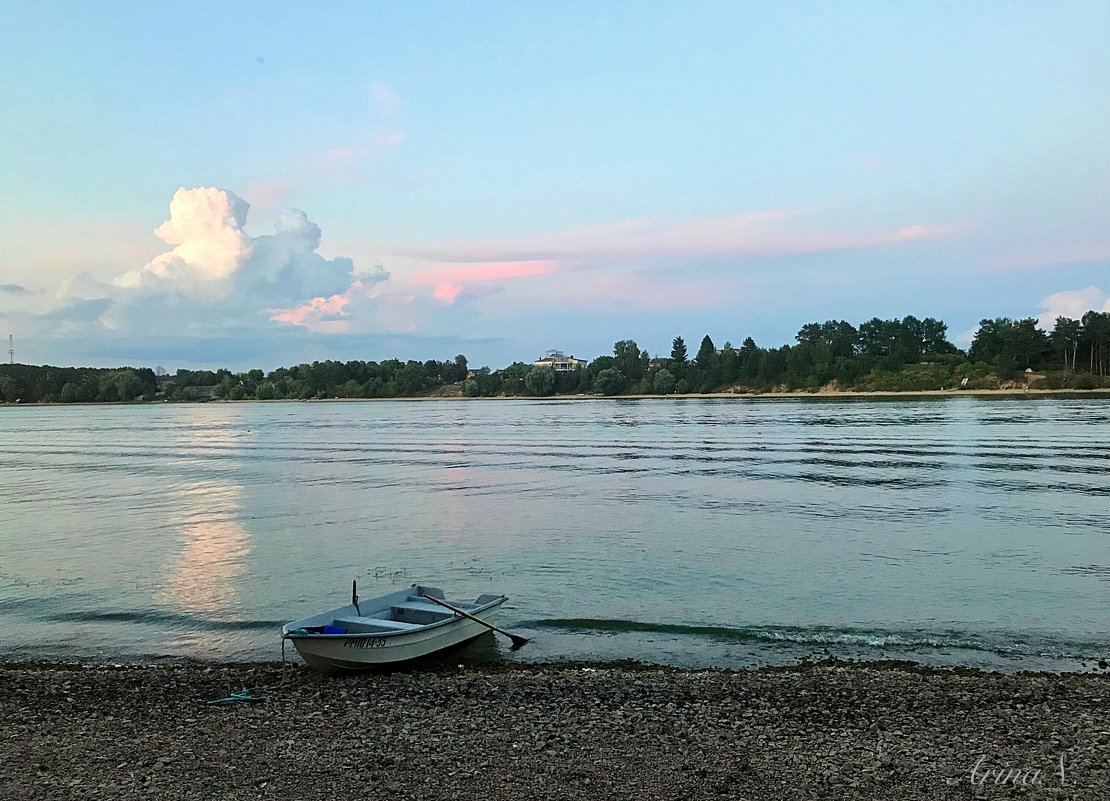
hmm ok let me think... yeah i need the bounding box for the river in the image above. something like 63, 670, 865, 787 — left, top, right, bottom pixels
0, 397, 1106, 671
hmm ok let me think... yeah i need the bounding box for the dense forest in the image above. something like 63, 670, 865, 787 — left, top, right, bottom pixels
2, 311, 1109, 404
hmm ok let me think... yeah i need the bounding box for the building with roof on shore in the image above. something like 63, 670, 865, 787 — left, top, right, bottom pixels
532, 350, 588, 372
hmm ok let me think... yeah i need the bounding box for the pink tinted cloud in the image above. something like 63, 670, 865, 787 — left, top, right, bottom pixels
410, 260, 557, 286
374, 213, 956, 314
405, 260, 556, 306
433, 284, 462, 304
432, 283, 505, 306
270, 292, 350, 327
274, 209, 956, 324
386, 210, 954, 266
269, 266, 395, 332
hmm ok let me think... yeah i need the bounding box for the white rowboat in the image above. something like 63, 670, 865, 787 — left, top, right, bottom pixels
282, 584, 507, 671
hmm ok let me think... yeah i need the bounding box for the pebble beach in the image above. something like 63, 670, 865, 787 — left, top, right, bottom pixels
4, 660, 1107, 800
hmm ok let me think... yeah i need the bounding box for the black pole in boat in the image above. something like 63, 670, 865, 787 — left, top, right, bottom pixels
352, 579, 361, 616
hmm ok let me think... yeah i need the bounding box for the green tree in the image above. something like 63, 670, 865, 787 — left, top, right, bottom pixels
969, 318, 1050, 371
96, 380, 119, 402
653, 368, 677, 394
395, 363, 425, 395
794, 320, 860, 384
554, 367, 582, 395
583, 355, 617, 392
448, 354, 469, 383
692, 334, 720, 390
1051, 317, 1082, 370
719, 342, 739, 383
912, 317, 957, 356
110, 370, 143, 401
497, 362, 533, 395
757, 347, 788, 387
737, 337, 760, 382
592, 368, 625, 395
473, 371, 503, 397
213, 375, 237, 399
613, 340, 646, 383
1081, 311, 1110, 375
670, 337, 688, 364
857, 317, 914, 369
524, 367, 556, 396
695, 335, 717, 367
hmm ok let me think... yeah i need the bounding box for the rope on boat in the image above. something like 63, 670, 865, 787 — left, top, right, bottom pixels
207, 637, 293, 706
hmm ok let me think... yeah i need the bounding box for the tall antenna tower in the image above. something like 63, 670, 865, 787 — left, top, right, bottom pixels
8, 333, 13, 364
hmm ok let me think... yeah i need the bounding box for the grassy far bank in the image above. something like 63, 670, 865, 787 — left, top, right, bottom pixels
2, 310, 1109, 404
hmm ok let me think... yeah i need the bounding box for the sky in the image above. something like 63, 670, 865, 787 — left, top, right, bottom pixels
1, 1, 1108, 370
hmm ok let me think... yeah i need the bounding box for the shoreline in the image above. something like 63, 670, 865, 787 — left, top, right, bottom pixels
3, 654, 1107, 676
4, 386, 1110, 408
4, 659, 1107, 799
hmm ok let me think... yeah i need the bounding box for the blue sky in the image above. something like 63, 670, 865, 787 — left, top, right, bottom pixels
1, 1, 1108, 369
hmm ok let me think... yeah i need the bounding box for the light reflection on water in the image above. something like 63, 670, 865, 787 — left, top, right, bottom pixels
158, 406, 252, 617
0, 396, 1107, 671
159, 482, 250, 616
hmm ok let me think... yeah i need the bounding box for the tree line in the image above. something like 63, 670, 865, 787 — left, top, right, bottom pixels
499, 311, 1110, 396
0, 364, 159, 404
2, 310, 1109, 404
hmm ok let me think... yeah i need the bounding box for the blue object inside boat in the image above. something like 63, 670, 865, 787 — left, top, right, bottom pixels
302, 624, 347, 635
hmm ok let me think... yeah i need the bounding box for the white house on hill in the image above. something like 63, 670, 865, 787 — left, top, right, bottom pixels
532, 350, 588, 372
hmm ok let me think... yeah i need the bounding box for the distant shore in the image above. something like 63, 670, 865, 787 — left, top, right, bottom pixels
290, 387, 1110, 401
3, 659, 1107, 800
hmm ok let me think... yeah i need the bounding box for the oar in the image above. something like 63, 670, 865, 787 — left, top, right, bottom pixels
352, 579, 362, 616
422, 594, 529, 650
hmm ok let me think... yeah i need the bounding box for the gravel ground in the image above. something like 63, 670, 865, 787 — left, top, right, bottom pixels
2, 660, 1107, 800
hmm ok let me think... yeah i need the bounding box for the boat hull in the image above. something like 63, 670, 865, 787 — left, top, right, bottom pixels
287, 601, 505, 671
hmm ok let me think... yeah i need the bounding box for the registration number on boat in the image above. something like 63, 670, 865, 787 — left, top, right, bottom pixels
343, 637, 387, 649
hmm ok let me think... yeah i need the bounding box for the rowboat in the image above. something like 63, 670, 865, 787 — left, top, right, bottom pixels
282, 583, 508, 671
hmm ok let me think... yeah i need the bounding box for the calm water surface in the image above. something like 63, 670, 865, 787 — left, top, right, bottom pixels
0, 398, 1107, 671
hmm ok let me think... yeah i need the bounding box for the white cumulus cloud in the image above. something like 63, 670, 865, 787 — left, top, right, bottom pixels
52, 186, 383, 337
109, 187, 356, 305
1036, 286, 1110, 329
113, 187, 253, 297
